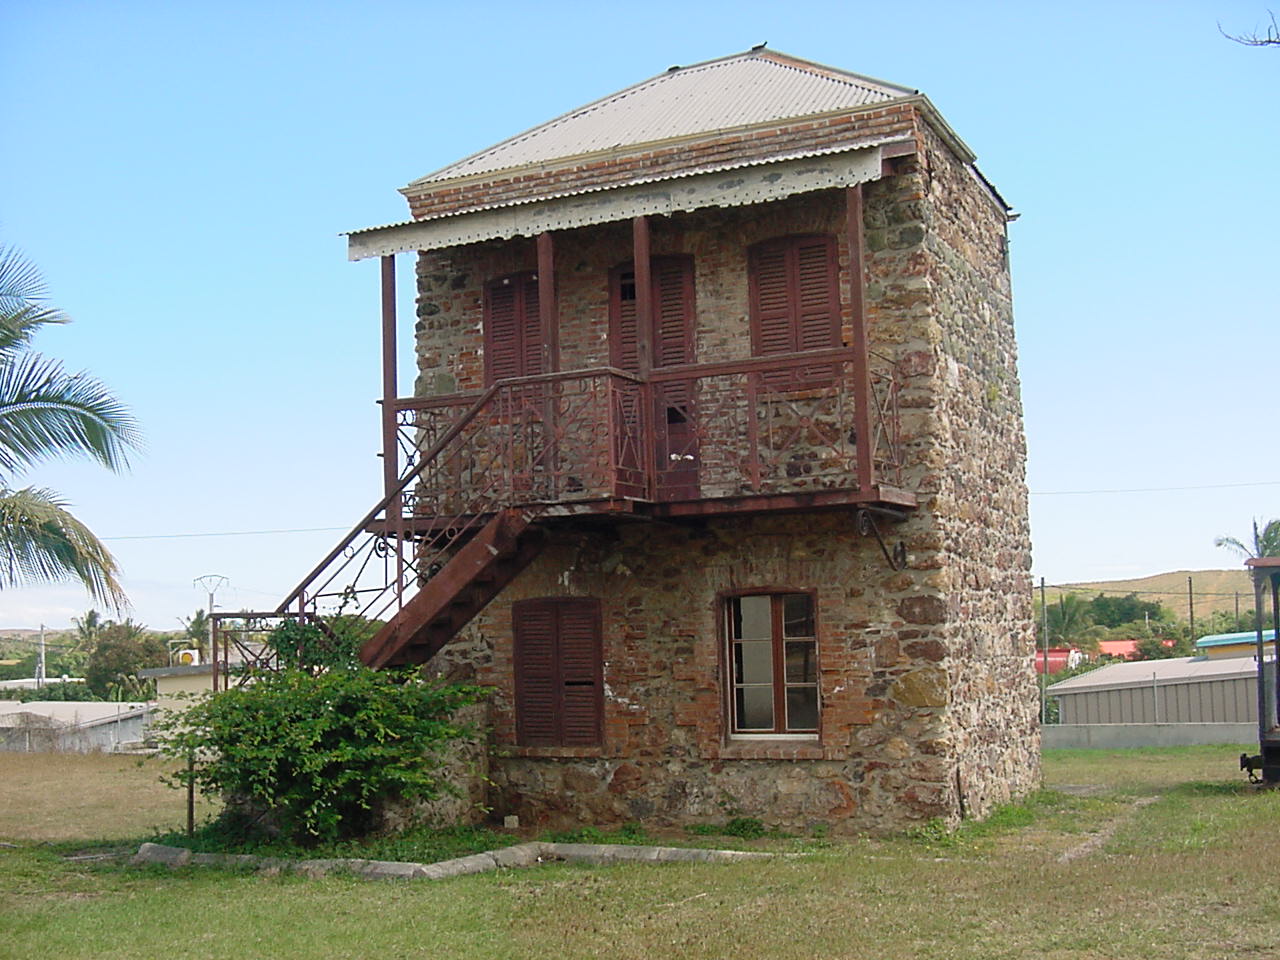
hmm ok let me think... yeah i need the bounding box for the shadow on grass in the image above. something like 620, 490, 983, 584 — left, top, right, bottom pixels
1166, 779, 1256, 798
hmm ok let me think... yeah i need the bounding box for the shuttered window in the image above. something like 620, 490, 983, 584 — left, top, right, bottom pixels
484, 272, 542, 385
513, 597, 604, 747
747, 236, 840, 383
609, 256, 696, 372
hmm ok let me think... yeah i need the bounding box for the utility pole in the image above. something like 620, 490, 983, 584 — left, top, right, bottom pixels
1040, 578, 1049, 724
36, 624, 46, 689
1187, 575, 1195, 641
193, 575, 229, 676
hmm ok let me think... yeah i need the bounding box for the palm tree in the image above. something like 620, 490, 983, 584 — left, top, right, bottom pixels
0, 244, 140, 608
1215, 519, 1280, 561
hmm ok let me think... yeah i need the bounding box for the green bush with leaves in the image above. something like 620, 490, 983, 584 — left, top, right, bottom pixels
156, 668, 482, 844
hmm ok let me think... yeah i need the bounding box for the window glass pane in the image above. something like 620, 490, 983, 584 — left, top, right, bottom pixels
732, 596, 771, 640
736, 686, 774, 730
786, 686, 819, 731
782, 594, 814, 637
734, 641, 773, 685
785, 641, 817, 684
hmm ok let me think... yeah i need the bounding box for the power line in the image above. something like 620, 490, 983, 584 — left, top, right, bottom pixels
1031, 480, 1280, 496
99, 527, 348, 542
1045, 584, 1245, 598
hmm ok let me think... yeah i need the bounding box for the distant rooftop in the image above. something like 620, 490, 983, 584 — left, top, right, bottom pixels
407, 48, 916, 188
1047, 656, 1262, 695
1197, 629, 1276, 649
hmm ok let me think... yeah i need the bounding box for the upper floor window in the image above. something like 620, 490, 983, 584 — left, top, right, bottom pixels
747, 235, 841, 372
725, 592, 819, 736
513, 597, 604, 747
609, 255, 696, 372
484, 272, 542, 385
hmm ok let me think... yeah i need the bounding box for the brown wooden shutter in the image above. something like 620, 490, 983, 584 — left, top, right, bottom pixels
484, 272, 542, 385
556, 600, 604, 746
513, 600, 559, 746
513, 598, 603, 747
794, 237, 840, 352
609, 266, 639, 372
519, 273, 543, 378
485, 280, 521, 384
652, 257, 695, 368
749, 244, 793, 356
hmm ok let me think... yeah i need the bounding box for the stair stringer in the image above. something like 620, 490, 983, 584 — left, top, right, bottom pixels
360, 507, 546, 669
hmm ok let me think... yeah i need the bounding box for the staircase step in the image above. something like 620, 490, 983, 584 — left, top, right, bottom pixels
361, 508, 547, 669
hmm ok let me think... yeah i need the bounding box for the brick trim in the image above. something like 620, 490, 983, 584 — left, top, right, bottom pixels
404, 105, 920, 223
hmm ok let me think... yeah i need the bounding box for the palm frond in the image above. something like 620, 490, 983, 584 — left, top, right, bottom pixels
1214, 535, 1251, 559
0, 350, 141, 474
1215, 519, 1280, 560
0, 486, 127, 610
0, 245, 68, 353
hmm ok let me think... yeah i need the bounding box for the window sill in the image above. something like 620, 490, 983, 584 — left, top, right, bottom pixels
711, 740, 827, 761
504, 745, 605, 759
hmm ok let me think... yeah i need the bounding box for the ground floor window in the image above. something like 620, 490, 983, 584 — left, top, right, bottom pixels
725, 592, 818, 735
513, 597, 603, 747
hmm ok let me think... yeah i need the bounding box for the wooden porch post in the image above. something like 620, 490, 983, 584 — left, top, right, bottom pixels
846, 185, 876, 493
632, 216, 653, 377
632, 216, 658, 498
536, 232, 558, 372
380, 255, 400, 506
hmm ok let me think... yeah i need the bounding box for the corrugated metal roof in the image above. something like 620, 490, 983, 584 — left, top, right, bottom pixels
408, 48, 915, 187
1197, 630, 1276, 648
1047, 656, 1263, 695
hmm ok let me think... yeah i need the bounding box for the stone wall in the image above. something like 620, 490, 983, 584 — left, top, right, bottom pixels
467, 514, 964, 833
409, 114, 1037, 834
915, 122, 1039, 817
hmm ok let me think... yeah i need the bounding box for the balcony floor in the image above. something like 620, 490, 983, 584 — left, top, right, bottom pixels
367, 484, 915, 539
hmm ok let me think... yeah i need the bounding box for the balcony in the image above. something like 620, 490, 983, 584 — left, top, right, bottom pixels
385, 346, 912, 530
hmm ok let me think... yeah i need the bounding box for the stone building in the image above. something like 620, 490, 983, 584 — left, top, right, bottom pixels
305, 48, 1037, 833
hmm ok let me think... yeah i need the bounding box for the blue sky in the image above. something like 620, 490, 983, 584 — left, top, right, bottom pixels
1, 0, 1276, 630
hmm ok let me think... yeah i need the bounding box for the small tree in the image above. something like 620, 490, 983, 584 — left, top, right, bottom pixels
83, 620, 166, 698
156, 668, 482, 844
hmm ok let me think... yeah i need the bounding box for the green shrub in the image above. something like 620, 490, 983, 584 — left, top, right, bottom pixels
723, 816, 766, 839
155, 667, 482, 845
266, 617, 373, 672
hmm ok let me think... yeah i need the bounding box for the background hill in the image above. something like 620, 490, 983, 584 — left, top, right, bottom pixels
1046, 569, 1255, 621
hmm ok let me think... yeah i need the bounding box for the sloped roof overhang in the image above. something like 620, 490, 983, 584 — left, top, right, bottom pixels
347, 135, 905, 261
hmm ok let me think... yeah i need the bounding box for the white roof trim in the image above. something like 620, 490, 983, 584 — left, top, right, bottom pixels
348, 141, 890, 260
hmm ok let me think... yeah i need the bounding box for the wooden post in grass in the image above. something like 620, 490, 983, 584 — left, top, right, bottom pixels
186, 752, 195, 838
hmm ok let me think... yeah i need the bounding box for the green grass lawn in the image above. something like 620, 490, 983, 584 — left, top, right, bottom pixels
2, 745, 1278, 959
